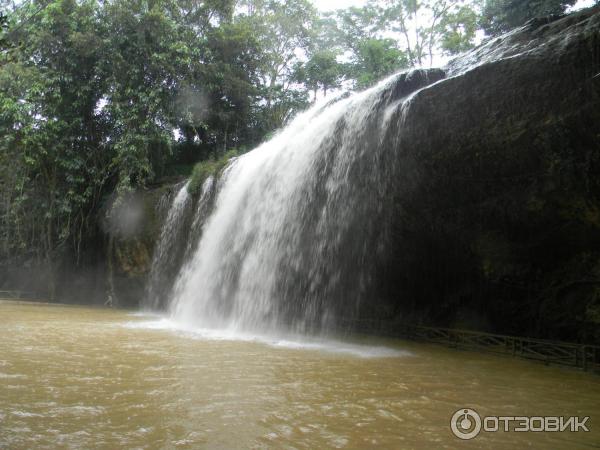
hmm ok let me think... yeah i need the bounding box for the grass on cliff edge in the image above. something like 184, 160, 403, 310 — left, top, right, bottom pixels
187, 150, 239, 195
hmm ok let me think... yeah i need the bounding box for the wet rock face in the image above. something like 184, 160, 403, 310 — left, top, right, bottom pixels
376, 7, 600, 343
105, 186, 173, 308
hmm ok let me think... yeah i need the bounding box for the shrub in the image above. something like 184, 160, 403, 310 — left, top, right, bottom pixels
187, 150, 239, 194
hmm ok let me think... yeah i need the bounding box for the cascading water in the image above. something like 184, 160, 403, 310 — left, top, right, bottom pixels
164, 69, 445, 335
184, 176, 216, 261
144, 181, 192, 310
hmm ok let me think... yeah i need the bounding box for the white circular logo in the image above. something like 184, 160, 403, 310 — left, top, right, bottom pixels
451, 408, 482, 440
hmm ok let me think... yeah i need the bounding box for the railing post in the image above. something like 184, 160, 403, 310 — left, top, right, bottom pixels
582, 346, 588, 371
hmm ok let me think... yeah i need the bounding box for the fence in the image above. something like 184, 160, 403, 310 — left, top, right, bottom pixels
400, 325, 600, 372
344, 319, 600, 372
0, 290, 45, 301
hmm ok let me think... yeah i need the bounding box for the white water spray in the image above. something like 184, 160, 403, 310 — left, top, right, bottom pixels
145, 182, 191, 310
166, 70, 443, 334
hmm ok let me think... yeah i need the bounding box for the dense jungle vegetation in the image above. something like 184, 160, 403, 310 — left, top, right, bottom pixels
0, 0, 593, 293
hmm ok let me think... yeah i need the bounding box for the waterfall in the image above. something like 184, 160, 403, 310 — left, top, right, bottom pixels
163, 69, 445, 335
144, 181, 192, 310
184, 176, 216, 261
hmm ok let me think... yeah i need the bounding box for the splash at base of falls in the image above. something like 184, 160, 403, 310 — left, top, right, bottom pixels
123, 312, 410, 358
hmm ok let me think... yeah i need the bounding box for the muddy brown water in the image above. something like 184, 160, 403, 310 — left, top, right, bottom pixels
1, 300, 599, 449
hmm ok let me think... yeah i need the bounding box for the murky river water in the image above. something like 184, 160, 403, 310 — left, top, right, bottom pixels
1, 300, 599, 449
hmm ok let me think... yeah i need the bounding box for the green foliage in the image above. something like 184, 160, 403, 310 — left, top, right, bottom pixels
294, 50, 343, 98
438, 5, 479, 54
164, 163, 195, 177
239, 0, 316, 130
188, 149, 238, 194
0, 10, 8, 50
352, 38, 409, 89
101, 0, 192, 190
316, 0, 479, 87
0, 0, 109, 264
481, 0, 578, 36
334, 5, 381, 47
188, 160, 217, 195
376, 0, 480, 66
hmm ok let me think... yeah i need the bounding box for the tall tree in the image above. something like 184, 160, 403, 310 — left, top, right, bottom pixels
0, 10, 8, 50
318, 4, 409, 89
378, 0, 480, 66
437, 3, 479, 55
238, 0, 315, 130
200, 18, 264, 152
101, 0, 194, 190
294, 49, 343, 99
0, 0, 109, 295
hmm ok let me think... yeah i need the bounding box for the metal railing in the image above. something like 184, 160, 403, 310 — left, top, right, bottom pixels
342, 319, 600, 372
403, 325, 600, 371
0, 290, 45, 301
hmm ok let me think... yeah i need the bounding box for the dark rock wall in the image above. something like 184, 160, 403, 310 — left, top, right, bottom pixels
372, 7, 600, 343
103, 186, 176, 308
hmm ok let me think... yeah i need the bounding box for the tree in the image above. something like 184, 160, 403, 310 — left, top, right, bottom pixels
0, 0, 109, 296
316, 5, 409, 89
244, 0, 316, 100
101, 0, 196, 190
481, 0, 577, 36
351, 38, 409, 89
437, 4, 479, 55
0, 10, 8, 50
334, 5, 381, 49
233, 0, 315, 131
378, 0, 480, 66
200, 18, 264, 152
294, 49, 343, 99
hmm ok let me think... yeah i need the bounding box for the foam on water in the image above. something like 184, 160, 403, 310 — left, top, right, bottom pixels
123, 313, 410, 359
